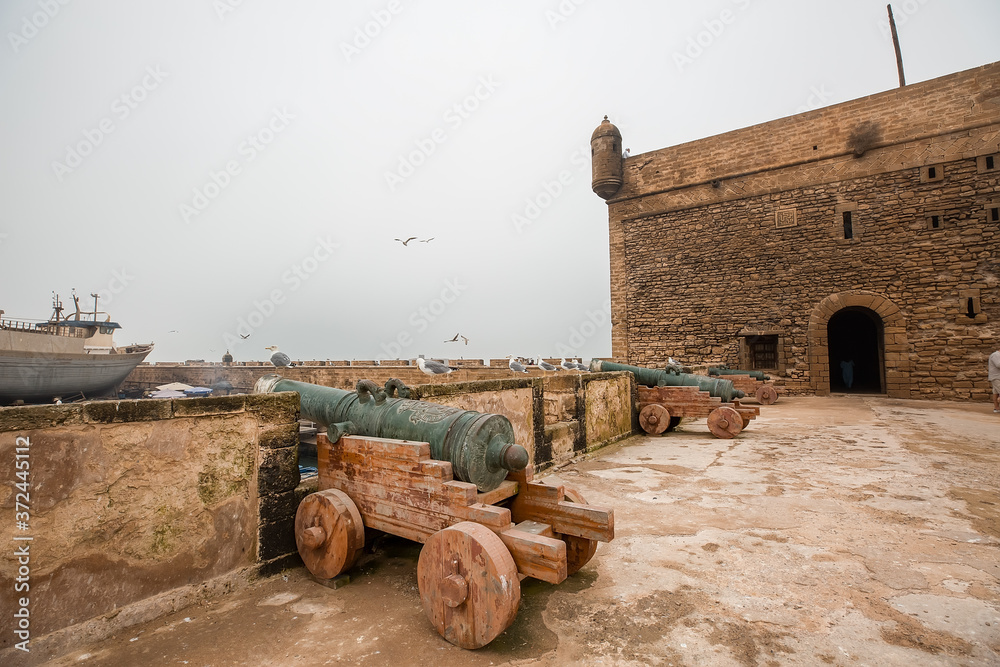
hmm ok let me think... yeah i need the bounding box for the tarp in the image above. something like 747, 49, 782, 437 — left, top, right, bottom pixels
184, 387, 213, 395
150, 390, 185, 398
156, 382, 194, 391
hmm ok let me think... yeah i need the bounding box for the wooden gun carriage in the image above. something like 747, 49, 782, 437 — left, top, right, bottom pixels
254, 376, 614, 649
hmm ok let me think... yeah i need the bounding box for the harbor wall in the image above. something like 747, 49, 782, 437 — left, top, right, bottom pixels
0, 392, 300, 656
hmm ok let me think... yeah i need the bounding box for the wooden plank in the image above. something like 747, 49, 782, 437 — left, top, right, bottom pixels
511, 493, 614, 542
498, 528, 567, 584
514, 520, 555, 537
320, 434, 432, 461
477, 479, 519, 506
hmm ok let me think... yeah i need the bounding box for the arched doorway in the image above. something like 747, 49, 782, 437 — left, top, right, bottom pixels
827, 307, 884, 393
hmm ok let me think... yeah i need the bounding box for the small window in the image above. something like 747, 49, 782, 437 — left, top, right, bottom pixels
843, 211, 853, 239
748, 335, 778, 370
977, 154, 999, 173
925, 212, 945, 230
920, 164, 945, 183
958, 289, 985, 324
987, 204, 1000, 223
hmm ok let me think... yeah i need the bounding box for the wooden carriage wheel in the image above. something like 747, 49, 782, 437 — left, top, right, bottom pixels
706, 406, 743, 439
417, 522, 520, 649
638, 403, 671, 435
295, 489, 365, 579
755, 384, 778, 405
560, 487, 599, 575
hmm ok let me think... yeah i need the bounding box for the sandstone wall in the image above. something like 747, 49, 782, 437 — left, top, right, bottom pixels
604, 62, 1000, 399
0, 392, 300, 652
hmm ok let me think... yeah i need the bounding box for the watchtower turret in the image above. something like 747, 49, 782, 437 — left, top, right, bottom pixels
591, 115, 623, 200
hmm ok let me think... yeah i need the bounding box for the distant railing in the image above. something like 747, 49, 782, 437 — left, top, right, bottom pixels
0, 319, 86, 338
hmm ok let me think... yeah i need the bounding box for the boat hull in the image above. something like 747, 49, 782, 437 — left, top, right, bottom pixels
0, 347, 153, 404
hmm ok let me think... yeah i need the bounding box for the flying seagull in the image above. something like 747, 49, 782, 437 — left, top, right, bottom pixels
240, 333, 251, 339
460, 335, 469, 346
416, 357, 456, 375
444, 333, 460, 343
508, 356, 528, 374
395, 237, 417, 246
265, 345, 295, 367
536, 357, 558, 371
420, 237, 435, 243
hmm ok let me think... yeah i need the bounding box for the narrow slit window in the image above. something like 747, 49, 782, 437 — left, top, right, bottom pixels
927, 166, 936, 179
843, 211, 853, 239
930, 215, 940, 228
988, 156, 996, 170
990, 206, 1000, 223
966, 298, 976, 318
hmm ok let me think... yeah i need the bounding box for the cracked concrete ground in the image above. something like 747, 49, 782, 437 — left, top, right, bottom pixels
35, 395, 1000, 666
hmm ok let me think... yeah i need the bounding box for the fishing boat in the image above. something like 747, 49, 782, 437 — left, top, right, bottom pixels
0, 291, 153, 405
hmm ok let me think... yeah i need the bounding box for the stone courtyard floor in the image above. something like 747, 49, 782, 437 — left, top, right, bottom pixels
35, 396, 1000, 666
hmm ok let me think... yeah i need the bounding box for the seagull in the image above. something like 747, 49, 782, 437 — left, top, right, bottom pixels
265, 345, 295, 367
416, 357, 456, 375
460, 335, 469, 346
574, 360, 589, 371
420, 237, 435, 243
395, 237, 417, 246
560, 358, 577, 371
508, 356, 528, 374
536, 356, 558, 371
167, 330, 179, 333
240, 333, 251, 339
444, 333, 460, 343
623, 148, 631, 158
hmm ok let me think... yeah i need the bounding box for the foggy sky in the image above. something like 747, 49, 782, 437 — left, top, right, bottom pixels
1, 0, 998, 364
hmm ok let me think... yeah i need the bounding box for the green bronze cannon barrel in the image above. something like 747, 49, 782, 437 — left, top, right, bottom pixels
253, 375, 528, 492
708, 367, 770, 381
589, 360, 745, 402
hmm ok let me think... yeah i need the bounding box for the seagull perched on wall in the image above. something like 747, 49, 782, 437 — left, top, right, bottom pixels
536, 356, 559, 371
574, 359, 590, 371
508, 356, 528, 374
395, 237, 417, 246
416, 357, 456, 376
265, 345, 295, 367
560, 358, 577, 371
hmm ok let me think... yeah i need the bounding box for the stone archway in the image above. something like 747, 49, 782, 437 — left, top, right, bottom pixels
807, 291, 910, 398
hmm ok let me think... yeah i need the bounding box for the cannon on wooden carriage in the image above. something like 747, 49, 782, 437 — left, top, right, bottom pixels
708, 366, 780, 405
254, 375, 614, 649
589, 360, 759, 439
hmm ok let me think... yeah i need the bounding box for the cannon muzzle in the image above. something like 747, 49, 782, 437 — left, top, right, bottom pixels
590, 360, 745, 402
254, 375, 528, 492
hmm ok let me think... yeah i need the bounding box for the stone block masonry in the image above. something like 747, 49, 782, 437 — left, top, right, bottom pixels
601, 62, 1000, 400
